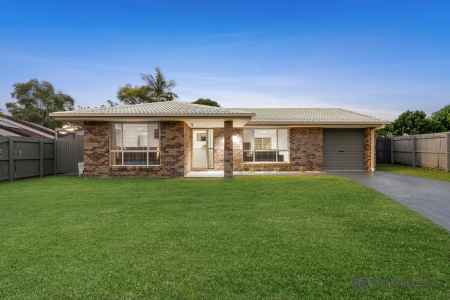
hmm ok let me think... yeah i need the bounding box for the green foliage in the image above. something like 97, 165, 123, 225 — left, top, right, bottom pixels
5, 79, 74, 129
117, 67, 178, 104
117, 85, 152, 104
192, 98, 220, 107
1, 176, 449, 298
378, 105, 450, 136
376, 124, 394, 137
390, 110, 434, 135
431, 104, 450, 132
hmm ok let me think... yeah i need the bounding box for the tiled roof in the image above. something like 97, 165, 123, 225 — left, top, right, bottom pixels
232, 108, 384, 125
51, 101, 385, 125
51, 101, 254, 118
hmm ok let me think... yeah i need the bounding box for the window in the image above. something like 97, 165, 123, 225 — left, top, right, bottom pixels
243, 129, 289, 162
111, 123, 160, 166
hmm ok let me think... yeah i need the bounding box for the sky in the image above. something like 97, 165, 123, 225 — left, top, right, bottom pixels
1, 0, 450, 121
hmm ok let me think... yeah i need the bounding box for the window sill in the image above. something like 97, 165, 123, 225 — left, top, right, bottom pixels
241, 162, 290, 165
111, 165, 161, 168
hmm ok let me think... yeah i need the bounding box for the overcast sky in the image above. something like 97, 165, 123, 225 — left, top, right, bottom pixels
1, 0, 450, 121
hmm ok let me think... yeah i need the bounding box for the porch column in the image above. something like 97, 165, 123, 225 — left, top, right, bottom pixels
224, 120, 233, 178
371, 128, 376, 172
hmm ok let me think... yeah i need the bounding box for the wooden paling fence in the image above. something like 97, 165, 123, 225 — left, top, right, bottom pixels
376, 132, 450, 171
0, 135, 84, 182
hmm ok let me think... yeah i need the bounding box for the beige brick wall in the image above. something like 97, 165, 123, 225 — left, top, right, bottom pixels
213, 128, 243, 171
183, 124, 192, 175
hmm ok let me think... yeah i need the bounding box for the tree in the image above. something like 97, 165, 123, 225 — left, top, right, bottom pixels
376, 124, 394, 137
6, 79, 74, 129
117, 85, 152, 104
117, 67, 178, 104
390, 110, 433, 135
106, 99, 119, 107
431, 104, 450, 132
192, 98, 220, 107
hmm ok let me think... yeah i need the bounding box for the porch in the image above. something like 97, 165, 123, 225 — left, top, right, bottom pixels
187, 119, 236, 177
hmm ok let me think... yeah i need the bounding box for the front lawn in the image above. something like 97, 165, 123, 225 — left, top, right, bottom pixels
0, 176, 449, 299
377, 163, 450, 182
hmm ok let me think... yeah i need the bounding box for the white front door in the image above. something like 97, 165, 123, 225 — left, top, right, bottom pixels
192, 129, 213, 169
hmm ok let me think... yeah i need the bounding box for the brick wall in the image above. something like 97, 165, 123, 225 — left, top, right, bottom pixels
83, 122, 113, 177
83, 121, 186, 177
159, 122, 185, 177
364, 128, 375, 172
223, 120, 234, 177
213, 127, 324, 172
289, 128, 323, 171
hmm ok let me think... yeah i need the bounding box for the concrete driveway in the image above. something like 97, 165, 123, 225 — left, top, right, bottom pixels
344, 172, 450, 232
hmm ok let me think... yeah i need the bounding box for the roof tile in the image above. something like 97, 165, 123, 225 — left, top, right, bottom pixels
51, 101, 385, 124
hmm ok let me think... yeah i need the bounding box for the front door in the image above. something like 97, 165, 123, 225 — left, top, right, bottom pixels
192, 129, 214, 169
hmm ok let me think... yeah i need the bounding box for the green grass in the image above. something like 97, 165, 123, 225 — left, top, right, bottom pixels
0, 176, 449, 299
377, 164, 450, 182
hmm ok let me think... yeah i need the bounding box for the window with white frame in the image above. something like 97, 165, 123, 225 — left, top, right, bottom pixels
242, 128, 289, 162
111, 123, 160, 166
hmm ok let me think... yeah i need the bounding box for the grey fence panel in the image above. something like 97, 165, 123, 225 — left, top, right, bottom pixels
393, 137, 415, 165
0, 135, 84, 182
377, 132, 450, 171
376, 137, 391, 163
56, 135, 84, 175
414, 133, 448, 169
0, 162, 7, 180
0, 139, 8, 180
14, 159, 40, 179
43, 141, 55, 176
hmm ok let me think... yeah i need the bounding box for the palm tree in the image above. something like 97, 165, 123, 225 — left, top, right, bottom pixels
142, 67, 178, 102
117, 67, 178, 104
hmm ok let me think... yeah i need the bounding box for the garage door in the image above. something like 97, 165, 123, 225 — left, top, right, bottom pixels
324, 129, 365, 171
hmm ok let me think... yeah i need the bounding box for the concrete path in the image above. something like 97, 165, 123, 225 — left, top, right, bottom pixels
344, 172, 450, 232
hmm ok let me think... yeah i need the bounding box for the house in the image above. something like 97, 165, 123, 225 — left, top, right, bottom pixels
0, 115, 55, 139
51, 101, 385, 177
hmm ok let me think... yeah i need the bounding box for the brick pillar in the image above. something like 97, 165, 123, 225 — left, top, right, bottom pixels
364, 128, 376, 172
371, 128, 376, 171
224, 120, 233, 178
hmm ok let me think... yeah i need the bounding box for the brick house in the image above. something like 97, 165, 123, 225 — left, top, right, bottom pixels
51, 101, 385, 177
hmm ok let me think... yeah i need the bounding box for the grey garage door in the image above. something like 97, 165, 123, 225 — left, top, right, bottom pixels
324, 129, 365, 171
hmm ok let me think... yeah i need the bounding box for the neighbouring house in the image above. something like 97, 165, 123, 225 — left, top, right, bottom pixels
0, 115, 55, 139
51, 101, 385, 177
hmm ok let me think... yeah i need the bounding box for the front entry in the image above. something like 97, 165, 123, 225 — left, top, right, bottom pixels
192, 129, 214, 169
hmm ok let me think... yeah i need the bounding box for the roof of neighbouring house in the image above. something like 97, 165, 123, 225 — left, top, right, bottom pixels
0, 115, 55, 138
50, 101, 385, 125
